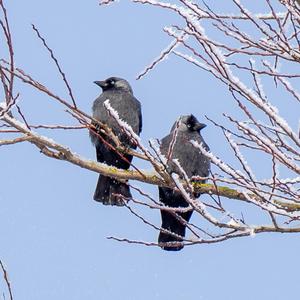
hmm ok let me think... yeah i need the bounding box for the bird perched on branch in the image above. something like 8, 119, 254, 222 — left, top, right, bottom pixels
90, 77, 142, 206
158, 115, 210, 251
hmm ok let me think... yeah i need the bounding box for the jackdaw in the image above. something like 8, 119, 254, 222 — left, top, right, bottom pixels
90, 77, 142, 206
158, 114, 210, 251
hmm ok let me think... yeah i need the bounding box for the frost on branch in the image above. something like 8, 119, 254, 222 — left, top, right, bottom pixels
115, 0, 300, 246
1, 0, 300, 248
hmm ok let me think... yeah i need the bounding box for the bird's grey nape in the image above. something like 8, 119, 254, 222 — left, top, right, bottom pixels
94, 77, 133, 94
171, 114, 207, 132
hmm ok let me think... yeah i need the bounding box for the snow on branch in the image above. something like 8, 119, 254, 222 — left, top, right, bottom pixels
1, 0, 300, 248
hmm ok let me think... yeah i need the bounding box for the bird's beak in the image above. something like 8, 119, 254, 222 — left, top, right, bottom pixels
94, 80, 107, 89
195, 122, 207, 131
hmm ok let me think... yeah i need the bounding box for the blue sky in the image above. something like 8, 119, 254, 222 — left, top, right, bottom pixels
0, 1, 299, 299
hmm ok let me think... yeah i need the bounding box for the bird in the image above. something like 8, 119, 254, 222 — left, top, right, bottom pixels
158, 114, 210, 251
90, 77, 142, 206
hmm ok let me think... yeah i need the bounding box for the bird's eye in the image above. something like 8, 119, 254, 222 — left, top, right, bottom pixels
187, 124, 192, 128
109, 80, 115, 85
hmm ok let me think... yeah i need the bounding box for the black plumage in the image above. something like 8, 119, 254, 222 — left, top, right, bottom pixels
158, 115, 210, 251
90, 77, 142, 206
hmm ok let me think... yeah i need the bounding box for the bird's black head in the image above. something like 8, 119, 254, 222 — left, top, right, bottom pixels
94, 77, 133, 94
185, 114, 206, 131
172, 114, 206, 132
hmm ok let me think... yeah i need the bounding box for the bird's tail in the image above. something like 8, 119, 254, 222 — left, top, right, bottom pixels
158, 210, 190, 251
93, 175, 131, 206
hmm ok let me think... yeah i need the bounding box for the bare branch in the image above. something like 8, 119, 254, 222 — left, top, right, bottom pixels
0, 260, 13, 300
31, 24, 77, 108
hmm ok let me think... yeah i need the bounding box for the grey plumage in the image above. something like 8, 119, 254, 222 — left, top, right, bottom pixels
158, 114, 210, 251
90, 77, 142, 206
